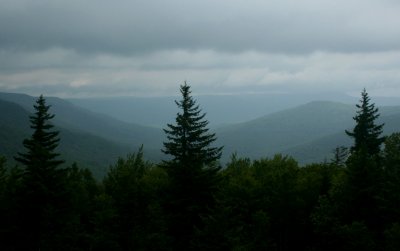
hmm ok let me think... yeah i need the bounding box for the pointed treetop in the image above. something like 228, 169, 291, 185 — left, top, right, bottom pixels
345, 89, 385, 155
163, 82, 223, 167
15, 94, 64, 170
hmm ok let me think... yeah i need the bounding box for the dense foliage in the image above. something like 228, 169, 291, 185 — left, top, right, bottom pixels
1, 88, 400, 250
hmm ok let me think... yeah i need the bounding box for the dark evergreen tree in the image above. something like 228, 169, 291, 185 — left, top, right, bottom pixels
163, 82, 222, 166
345, 88, 385, 155
343, 89, 385, 240
13, 95, 69, 250
15, 95, 64, 168
162, 82, 223, 249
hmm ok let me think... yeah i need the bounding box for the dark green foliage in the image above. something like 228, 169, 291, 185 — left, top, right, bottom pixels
345, 89, 385, 155
101, 147, 170, 250
382, 133, 400, 225
196, 155, 266, 250
344, 152, 383, 228
198, 155, 334, 251
63, 163, 100, 249
0, 163, 24, 250
337, 221, 376, 251
0, 156, 8, 239
385, 223, 400, 251
0, 156, 6, 194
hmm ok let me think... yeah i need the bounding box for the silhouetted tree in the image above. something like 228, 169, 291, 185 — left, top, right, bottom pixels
343, 89, 385, 241
162, 82, 223, 249
14, 95, 69, 250
345, 88, 385, 155
163, 82, 222, 166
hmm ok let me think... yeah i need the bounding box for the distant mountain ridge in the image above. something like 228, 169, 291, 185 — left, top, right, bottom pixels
68, 93, 400, 128
68, 92, 366, 128
217, 101, 400, 164
2, 92, 400, 174
0, 92, 164, 178
0, 92, 163, 148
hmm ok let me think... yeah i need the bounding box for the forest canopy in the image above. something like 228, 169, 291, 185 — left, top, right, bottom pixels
1, 87, 400, 250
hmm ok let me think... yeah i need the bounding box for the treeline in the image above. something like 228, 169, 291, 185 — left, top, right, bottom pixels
1, 85, 400, 250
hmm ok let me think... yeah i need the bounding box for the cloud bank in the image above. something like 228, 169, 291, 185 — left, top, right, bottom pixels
1, 0, 400, 97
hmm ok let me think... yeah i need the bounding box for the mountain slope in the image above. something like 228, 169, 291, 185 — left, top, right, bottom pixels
217, 101, 356, 159
217, 101, 400, 163
0, 92, 164, 151
3, 93, 400, 168
0, 99, 31, 158
68, 92, 361, 127
282, 110, 400, 165
0, 98, 134, 177
0, 97, 160, 178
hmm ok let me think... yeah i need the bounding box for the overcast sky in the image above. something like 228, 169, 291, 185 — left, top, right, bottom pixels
1, 0, 400, 97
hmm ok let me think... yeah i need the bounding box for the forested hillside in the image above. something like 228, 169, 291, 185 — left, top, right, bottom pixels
1, 87, 400, 250
0, 99, 132, 177
3, 92, 400, 169
217, 101, 400, 163
0, 93, 165, 177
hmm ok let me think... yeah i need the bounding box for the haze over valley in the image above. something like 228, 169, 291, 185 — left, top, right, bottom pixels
2, 91, 400, 177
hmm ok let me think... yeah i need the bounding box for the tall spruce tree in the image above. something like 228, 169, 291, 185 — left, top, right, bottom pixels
14, 95, 68, 250
15, 95, 64, 168
345, 88, 385, 155
162, 82, 223, 249
344, 89, 385, 234
163, 82, 222, 166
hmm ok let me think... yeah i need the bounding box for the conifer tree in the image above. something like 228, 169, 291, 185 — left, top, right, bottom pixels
345, 88, 385, 155
163, 82, 222, 166
14, 95, 67, 250
344, 89, 385, 234
162, 82, 223, 249
15, 95, 64, 169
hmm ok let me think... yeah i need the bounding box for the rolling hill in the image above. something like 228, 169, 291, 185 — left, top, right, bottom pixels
216, 101, 356, 160
68, 92, 361, 128
0, 92, 164, 149
0, 93, 165, 178
2, 92, 400, 172
0, 98, 137, 178
216, 101, 400, 164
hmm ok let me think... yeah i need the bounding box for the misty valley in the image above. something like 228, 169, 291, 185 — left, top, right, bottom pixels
1, 86, 400, 250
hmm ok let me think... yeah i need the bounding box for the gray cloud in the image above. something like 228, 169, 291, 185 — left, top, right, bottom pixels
1, 0, 400, 97
1, 0, 400, 54
1, 48, 400, 97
